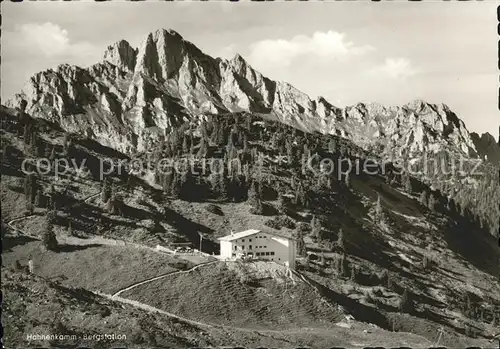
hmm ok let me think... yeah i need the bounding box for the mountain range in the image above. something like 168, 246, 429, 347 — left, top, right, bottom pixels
7, 28, 496, 162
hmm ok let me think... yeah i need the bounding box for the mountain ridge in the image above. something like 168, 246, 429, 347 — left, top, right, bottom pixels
7, 28, 479, 159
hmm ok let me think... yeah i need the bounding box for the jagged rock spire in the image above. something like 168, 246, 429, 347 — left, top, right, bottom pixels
103, 39, 137, 72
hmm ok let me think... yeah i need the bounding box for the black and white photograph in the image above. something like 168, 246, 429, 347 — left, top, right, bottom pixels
1, 1, 499, 348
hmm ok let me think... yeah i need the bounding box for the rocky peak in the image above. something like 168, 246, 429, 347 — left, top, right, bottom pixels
471, 131, 500, 164
103, 39, 137, 72
6, 27, 480, 158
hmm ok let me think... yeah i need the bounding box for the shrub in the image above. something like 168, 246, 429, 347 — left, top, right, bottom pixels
42, 229, 58, 251
205, 204, 223, 216
14, 260, 23, 272
42, 216, 57, 251
265, 216, 296, 230
265, 218, 281, 230
99, 306, 111, 318
364, 290, 374, 304
422, 255, 432, 270
249, 199, 264, 215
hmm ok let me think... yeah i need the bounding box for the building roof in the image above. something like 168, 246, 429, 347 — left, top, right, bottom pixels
218, 229, 261, 241
218, 229, 296, 242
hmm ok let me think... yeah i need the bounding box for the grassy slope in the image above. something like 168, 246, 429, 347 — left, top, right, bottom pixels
3, 236, 190, 294
1, 269, 208, 348
4, 268, 445, 349
122, 261, 343, 330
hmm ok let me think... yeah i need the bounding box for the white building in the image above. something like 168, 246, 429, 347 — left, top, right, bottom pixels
218, 229, 296, 269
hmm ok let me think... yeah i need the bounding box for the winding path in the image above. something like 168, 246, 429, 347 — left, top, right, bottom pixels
112, 260, 218, 297
6, 190, 102, 238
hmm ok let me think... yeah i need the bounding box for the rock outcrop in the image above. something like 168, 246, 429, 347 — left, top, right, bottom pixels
6, 28, 478, 158
471, 131, 500, 164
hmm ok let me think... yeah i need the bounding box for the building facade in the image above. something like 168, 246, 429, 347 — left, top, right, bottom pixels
218, 229, 296, 269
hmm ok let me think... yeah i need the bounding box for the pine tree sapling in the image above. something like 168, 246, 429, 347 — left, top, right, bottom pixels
420, 190, 428, 207
428, 193, 437, 211
14, 259, 23, 271
295, 227, 307, 257
404, 175, 412, 193
101, 179, 111, 203
422, 254, 432, 270
345, 171, 351, 188
350, 265, 356, 282
399, 289, 411, 313
374, 195, 384, 224
337, 228, 345, 251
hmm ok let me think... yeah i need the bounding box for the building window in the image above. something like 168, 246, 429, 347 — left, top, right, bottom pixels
256, 252, 261, 256
265, 252, 270, 256
278, 258, 281, 261
234, 246, 237, 251
242, 239, 245, 242
271, 252, 275, 255
232, 253, 236, 257
249, 245, 252, 249
249, 239, 252, 242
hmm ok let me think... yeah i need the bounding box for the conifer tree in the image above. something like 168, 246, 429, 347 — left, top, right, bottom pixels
34, 189, 42, 208
328, 139, 336, 153
26, 201, 34, 214
374, 195, 384, 224
249, 197, 264, 215
107, 196, 116, 215
295, 227, 307, 256
345, 171, 351, 188
189, 137, 195, 155
243, 134, 249, 153
24, 174, 35, 203
171, 171, 181, 199
277, 193, 287, 215
49, 147, 56, 163
428, 193, 436, 211
399, 289, 410, 313
404, 174, 412, 193
319, 252, 326, 266
197, 137, 207, 159
337, 228, 345, 251
101, 179, 111, 203
420, 190, 428, 207
182, 136, 189, 154
310, 214, 316, 230
350, 265, 356, 281
218, 172, 229, 201
247, 181, 259, 206
180, 168, 195, 201
310, 216, 321, 240
41, 212, 57, 251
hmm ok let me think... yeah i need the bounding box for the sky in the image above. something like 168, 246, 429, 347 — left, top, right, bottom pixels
2, 1, 498, 139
